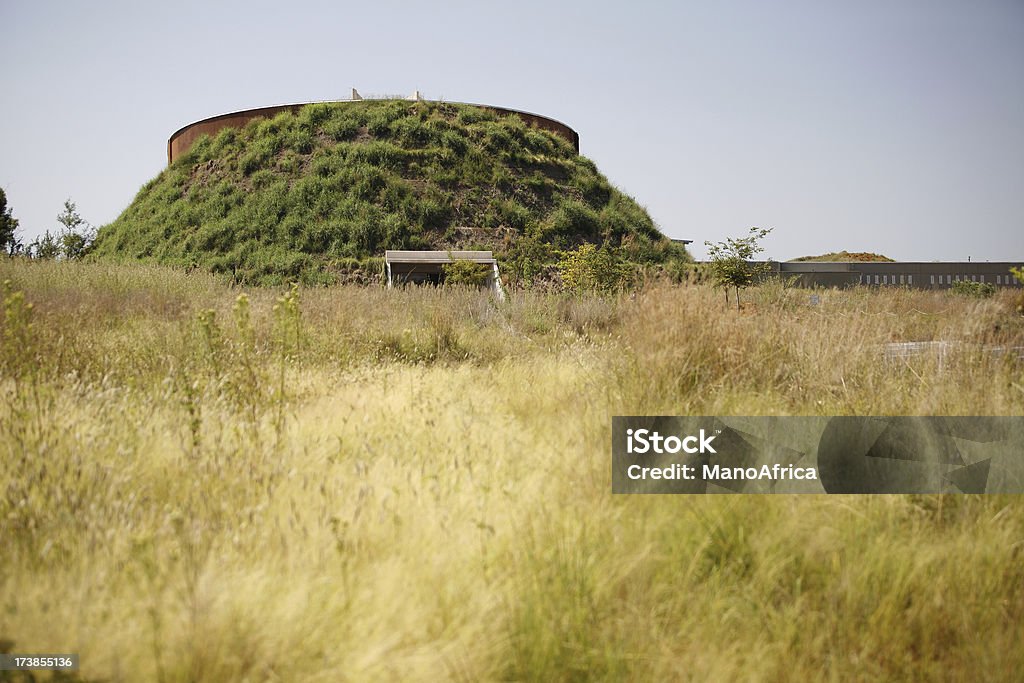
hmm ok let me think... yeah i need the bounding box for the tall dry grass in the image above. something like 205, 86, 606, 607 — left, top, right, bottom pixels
1, 259, 1022, 682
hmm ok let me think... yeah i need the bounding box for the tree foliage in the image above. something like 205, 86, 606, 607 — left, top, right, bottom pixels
56, 199, 95, 259
29, 199, 94, 259
704, 227, 773, 310
28, 232, 61, 259
0, 188, 20, 256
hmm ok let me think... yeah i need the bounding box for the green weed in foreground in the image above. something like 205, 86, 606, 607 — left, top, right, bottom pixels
1, 259, 1023, 682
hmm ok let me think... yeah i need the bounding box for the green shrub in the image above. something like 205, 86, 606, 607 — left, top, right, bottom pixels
287, 128, 314, 154
250, 169, 275, 190
210, 127, 237, 156
557, 243, 630, 294
501, 237, 556, 289
366, 101, 408, 136
540, 199, 601, 243
298, 102, 334, 128
311, 152, 343, 178
391, 117, 436, 148
456, 107, 494, 125
951, 280, 996, 298
240, 137, 280, 175
444, 259, 491, 287
484, 198, 531, 231
324, 117, 359, 141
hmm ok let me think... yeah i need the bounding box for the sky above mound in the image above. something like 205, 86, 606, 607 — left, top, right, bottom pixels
0, 0, 1022, 262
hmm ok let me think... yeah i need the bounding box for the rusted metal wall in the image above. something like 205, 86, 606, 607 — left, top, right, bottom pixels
167, 100, 580, 165
167, 104, 306, 166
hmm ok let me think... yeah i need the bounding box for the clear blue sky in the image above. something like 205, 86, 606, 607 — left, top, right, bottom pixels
1, 0, 1021, 261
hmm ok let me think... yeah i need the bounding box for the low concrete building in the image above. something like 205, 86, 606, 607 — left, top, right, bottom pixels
765, 261, 1023, 289
384, 250, 505, 300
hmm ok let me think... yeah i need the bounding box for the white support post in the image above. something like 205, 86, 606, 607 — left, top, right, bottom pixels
492, 263, 506, 302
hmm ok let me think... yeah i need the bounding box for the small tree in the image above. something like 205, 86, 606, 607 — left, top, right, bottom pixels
0, 188, 21, 256
56, 199, 95, 259
705, 227, 773, 310
502, 236, 555, 289
29, 231, 61, 259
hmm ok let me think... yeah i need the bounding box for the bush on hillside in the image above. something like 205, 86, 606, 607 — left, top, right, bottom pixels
558, 243, 632, 294
444, 259, 491, 287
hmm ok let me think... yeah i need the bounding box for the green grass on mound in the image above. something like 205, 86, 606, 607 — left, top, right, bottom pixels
93, 100, 684, 285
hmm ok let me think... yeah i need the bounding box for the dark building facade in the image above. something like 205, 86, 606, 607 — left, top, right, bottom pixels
764, 261, 1022, 289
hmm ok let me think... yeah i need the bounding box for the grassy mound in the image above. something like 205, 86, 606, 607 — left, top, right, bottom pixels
791, 251, 894, 262
93, 100, 684, 285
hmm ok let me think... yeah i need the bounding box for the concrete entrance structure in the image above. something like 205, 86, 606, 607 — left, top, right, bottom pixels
385, 250, 505, 300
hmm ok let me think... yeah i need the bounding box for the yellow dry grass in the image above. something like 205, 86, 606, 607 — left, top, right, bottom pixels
1, 259, 1023, 682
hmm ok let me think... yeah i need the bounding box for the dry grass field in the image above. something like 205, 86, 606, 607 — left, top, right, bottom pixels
2, 259, 1023, 682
